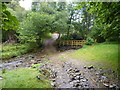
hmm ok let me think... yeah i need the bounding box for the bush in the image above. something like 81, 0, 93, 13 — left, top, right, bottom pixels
86, 37, 95, 45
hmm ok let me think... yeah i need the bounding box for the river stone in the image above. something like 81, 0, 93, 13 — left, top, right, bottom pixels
101, 76, 107, 80
75, 72, 81, 76
103, 83, 109, 87
95, 72, 99, 75
76, 80, 80, 83
36, 75, 42, 80
75, 76, 80, 80
81, 78, 87, 82
74, 69, 79, 73
51, 82, 56, 87
67, 68, 72, 72
109, 84, 116, 88
19, 60, 23, 63
73, 83, 80, 87
80, 76, 84, 79
88, 65, 94, 69
69, 73, 74, 76
70, 76, 75, 81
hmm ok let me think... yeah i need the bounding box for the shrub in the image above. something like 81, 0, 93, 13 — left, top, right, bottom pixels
86, 37, 95, 45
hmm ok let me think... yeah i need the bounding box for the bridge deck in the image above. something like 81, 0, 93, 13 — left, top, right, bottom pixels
57, 40, 86, 46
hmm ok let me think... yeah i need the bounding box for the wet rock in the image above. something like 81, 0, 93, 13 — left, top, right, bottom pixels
0, 76, 3, 80
36, 75, 42, 80
75, 80, 80, 83
51, 82, 56, 87
109, 84, 116, 88
88, 65, 94, 69
95, 72, 99, 75
101, 76, 107, 80
19, 60, 23, 63
67, 68, 72, 72
72, 80, 78, 84
69, 73, 74, 76
70, 75, 75, 81
50, 73, 57, 78
74, 69, 79, 73
0, 65, 2, 68
31, 56, 34, 58
103, 83, 109, 87
99, 68, 103, 71
75, 72, 81, 76
73, 74, 77, 77
80, 76, 84, 79
16, 65, 19, 67
81, 78, 87, 82
75, 76, 80, 80
73, 83, 80, 87
83, 66, 87, 69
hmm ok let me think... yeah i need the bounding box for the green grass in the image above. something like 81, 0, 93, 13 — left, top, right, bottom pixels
1, 43, 37, 60
31, 61, 49, 68
0, 68, 52, 88
70, 43, 119, 71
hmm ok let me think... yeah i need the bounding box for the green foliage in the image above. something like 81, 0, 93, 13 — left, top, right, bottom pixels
0, 68, 51, 88
18, 12, 54, 45
75, 2, 119, 42
2, 2, 19, 31
6, 2, 29, 22
86, 2, 120, 41
86, 37, 95, 45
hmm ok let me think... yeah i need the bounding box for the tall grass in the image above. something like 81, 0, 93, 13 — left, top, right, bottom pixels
1, 43, 38, 60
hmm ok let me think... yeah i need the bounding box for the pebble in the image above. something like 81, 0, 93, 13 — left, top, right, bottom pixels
51, 82, 56, 87
95, 72, 99, 75
74, 69, 79, 73
103, 83, 109, 87
81, 78, 87, 82
70, 76, 75, 81
36, 75, 42, 80
80, 76, 84, 79
73, 83, 79, 87
75, 72, 81, 76
88, 65, 94, 69
83, 66, 87, 68
109, 84, 115, 88
75, 76, 80, 80
19, 60, 23, 63
67, 68, 72, 72
101, 76, 107, 80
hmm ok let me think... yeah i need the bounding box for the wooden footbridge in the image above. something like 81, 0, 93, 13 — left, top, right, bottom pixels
57, 40, 86, 47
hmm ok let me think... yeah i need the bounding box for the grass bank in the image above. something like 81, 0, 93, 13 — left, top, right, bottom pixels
0, 68, 52, 88
1, 43, 38, 60
70, 43, 119, 71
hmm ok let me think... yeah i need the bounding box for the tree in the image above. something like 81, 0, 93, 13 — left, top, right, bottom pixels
1, 2, 19, 42
86, 2, 120, 42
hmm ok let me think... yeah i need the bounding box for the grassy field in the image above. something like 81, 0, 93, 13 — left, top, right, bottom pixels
70, 43, 119, 71
0, 68, 52, 88
1, 43, 37, 60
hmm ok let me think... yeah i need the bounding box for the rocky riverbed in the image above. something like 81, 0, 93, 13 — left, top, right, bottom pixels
0, 49, 120, 88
